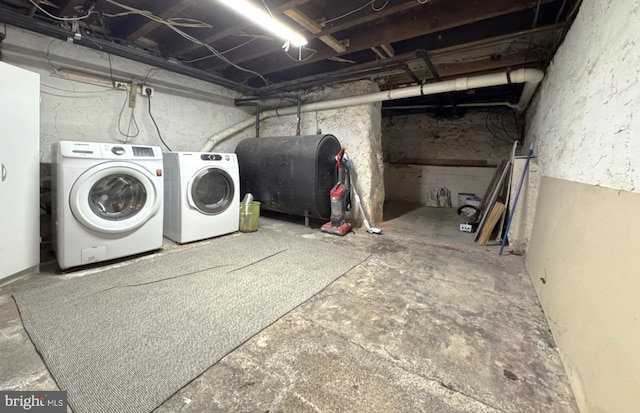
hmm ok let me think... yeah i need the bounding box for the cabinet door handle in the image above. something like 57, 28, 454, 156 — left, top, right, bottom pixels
1, 163, 6, 182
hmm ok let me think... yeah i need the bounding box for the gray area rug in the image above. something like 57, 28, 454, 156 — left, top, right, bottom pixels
14, 230, 369, 413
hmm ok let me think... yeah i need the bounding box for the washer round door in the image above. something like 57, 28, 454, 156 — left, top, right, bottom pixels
69, 161, 162, 234
187, 166, 235, 215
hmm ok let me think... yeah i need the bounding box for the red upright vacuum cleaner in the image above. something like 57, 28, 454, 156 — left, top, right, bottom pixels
321, 148, 352, 236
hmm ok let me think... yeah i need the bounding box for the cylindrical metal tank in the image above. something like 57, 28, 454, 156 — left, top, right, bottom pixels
235, 134, 341, 220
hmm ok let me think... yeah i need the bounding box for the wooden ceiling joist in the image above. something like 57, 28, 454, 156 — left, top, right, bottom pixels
284, 8, 347, 53
229, 0, 553, 80
194, 0, 430, 71
253, 24, 561, 93
380, 43, 395, 57
385, 49, 543, 87
120, 0, 196, 42
371, 46, 386, 59
165, 0, 313, 58
6, 0, 570, 95
58, 0, 84, 17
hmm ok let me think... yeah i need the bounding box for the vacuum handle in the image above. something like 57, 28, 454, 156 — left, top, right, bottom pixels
335, 148, 345, 172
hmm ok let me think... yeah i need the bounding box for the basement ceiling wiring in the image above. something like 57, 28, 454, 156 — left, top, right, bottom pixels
103, 0, 270, 84
27, 0, 269, 85
27, 0, 210, 28
322, 0, 391, 27
180, 38, 259, 64
163, 23, 269, 85
27, 0, 91, 21
102, 0, 211, 28
12, 0, 569, 99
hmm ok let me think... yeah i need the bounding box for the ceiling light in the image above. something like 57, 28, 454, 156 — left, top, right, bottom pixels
216, 0, 307, 47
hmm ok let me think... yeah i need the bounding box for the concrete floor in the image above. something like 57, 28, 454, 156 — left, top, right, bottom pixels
0, 202, 579, 413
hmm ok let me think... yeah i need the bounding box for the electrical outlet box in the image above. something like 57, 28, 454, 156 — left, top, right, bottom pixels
460, 223, 473, 232
128, 88, 136, 108
114, 81, 128, 90
142, 85, 154, 96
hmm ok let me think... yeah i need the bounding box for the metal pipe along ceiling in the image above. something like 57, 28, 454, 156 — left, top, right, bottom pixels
200, 68, 545, 151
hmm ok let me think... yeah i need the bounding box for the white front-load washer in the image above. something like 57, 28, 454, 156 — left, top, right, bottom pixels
51, 141, 164, 269
162, 152, 239, 244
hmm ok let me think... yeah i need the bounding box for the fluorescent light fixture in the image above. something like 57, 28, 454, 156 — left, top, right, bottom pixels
216, 0, 308, 47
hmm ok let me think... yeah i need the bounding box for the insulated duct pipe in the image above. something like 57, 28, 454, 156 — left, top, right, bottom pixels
200, 68, 544, 151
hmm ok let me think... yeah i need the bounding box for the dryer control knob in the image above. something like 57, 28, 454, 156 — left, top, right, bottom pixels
111, 146, 126, 155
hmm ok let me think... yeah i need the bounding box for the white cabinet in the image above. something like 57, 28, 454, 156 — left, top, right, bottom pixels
0, 62, 40, 281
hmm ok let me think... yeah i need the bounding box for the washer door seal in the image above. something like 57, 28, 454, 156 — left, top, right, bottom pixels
187, 166, 234, 215
69, 162, 161, 234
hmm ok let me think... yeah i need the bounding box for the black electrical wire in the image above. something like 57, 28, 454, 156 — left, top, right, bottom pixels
484, 110, 517, 143
147, 94, 172, 151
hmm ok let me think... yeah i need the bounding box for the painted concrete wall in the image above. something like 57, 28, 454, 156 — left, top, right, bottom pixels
527, 179, 640, 413
382, 111, 515, 207
385, 165, 496, 208
524, 1, 640, 412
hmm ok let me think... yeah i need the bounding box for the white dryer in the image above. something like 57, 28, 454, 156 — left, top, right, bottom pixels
51, 141, 164, 269
162, 152, 239, 244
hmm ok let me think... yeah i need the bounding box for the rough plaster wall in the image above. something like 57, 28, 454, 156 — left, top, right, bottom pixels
2, 26, 248, 163
383, 111, 515, 164
382, 111, 514, 207
525, 0, 640, 192
232, 81, 385, 226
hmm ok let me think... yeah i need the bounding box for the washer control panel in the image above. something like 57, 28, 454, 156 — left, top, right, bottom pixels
201, 154, 223, 161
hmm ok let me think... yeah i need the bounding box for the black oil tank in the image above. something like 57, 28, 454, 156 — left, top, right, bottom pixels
235, 134, 341, 220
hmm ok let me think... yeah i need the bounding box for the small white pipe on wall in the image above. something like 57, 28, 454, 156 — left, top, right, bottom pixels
200, 68, 544, 151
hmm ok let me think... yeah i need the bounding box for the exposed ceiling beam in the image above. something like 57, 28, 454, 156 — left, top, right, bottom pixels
371, 46, 386, 59
27, 0, 41, 18
229, 0, 552, 80
401, 64, 421, 84
423, 22, 563, 58
58, 0, 84, 17
417, 50, 441, 81
319, 0, 431, 36
380, 43, 395, 57
385, 49, 542, 88
0, 7, 254, 94
196, 0, 428, 71
165, 0, 313, 58
255, 23, 562, 94
284, 8, 346, 53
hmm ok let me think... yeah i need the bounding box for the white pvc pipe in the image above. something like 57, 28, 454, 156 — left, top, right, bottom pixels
382, 102, 517, 110
200, 68, 544, 151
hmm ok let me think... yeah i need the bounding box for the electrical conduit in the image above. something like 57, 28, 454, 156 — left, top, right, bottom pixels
200, 68, 544, 151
